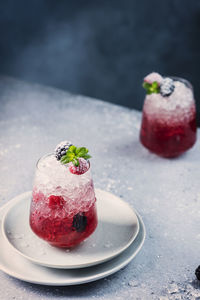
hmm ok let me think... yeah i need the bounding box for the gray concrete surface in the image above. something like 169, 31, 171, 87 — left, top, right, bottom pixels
0, 77, 200, 299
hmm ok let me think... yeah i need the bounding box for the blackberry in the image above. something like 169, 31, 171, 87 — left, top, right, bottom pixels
72, 213, 87, 232
160, 77, 175, 97
195, 265, 200, 280
55, 141, 73, 161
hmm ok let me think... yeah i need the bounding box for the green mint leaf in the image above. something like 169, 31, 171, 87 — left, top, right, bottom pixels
60, 151, 75, 164
61, 156, 71, 164
143, 82, 150, 89
142, 82, 151, 94
76, 147, 88, 157
72, 158, 79, 166
75, 147, 80, 155
152, 81, 158, 88
66, 152, 75, 160
82, 154, 91, 160
60, 145, 91, 165
68, 145, 76, 153
142, 81, 160, 95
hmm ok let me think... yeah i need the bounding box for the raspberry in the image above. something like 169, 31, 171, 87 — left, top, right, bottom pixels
160, 77, 175, 97
144, 72, 163, 86
48, 195, 65, 209
55, 141, 73, 161
72, 213, 87, 232
69, 158, 89, 175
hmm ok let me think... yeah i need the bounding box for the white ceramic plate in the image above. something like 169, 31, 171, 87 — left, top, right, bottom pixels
2, 189, 139, 269
0, 197, 145, 286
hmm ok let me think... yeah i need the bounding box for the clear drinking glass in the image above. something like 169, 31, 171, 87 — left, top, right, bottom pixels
140, 76, 197, 157
29, 154, 98, 248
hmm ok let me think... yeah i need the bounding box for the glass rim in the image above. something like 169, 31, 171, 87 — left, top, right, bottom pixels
36, 153, 53, 171
169, 76, 193, 91
36, 153, 91, 175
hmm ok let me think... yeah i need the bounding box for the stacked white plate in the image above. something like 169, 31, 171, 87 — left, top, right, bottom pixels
0, 189, 145, 286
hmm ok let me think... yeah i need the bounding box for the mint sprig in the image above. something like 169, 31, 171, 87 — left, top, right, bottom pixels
61, 145, 91, 166
143, 81, 160, 94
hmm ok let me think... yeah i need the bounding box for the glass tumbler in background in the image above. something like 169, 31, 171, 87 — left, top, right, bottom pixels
140, 74, 197, 158
30, 153, 98, 248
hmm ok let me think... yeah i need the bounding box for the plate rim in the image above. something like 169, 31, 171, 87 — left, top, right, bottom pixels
0, 195, 145, 285
2, 189, 140, 269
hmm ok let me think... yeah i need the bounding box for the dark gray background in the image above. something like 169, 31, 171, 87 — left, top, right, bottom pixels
0, 0, 200, 123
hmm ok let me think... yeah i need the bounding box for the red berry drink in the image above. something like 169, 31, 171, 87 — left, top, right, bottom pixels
30, 142, 98, 248
140, 73, 197, 157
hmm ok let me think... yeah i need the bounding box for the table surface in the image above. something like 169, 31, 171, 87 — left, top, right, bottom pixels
0, 77, 200, 300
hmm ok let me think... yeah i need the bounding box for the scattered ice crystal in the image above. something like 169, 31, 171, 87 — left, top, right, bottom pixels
38, 248, 46, 255
167, 283, 179, 294
127, 187, 133, 191
20, 241, 29, 248
104, 241, 113, 248
128, 280, 138, 287
12, 233, 24, 239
